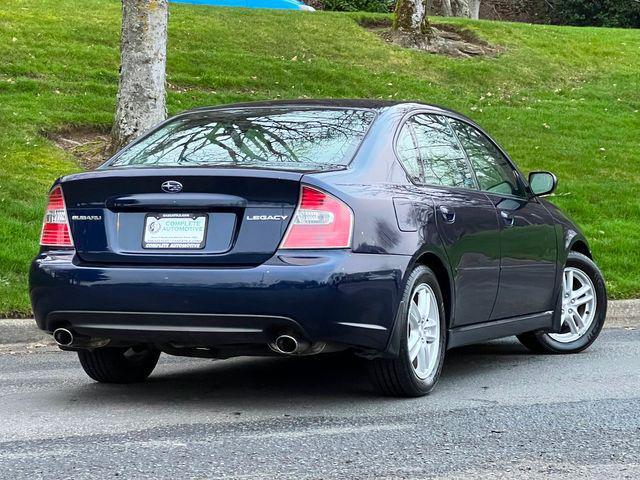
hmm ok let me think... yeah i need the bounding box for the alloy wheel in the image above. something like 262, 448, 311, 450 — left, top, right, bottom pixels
407, 284, 441, 379
549, 266, 597, 343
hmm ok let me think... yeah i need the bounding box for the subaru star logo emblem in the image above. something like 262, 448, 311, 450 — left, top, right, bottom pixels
161, 180, 182, 193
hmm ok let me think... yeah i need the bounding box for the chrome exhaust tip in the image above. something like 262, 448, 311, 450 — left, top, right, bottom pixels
53, 328, 74, 347
270, 334, 322, 356
274, 335, 299, 354
52, 328, 110, 349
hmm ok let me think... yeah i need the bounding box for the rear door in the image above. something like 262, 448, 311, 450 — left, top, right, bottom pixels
62, 168, 300, 266
449, 119, 558, 319
397, 114, 501, 327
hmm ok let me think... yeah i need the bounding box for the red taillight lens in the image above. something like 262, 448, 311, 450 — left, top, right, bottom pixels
280, 185, 353, 249
40, 186, 73, 247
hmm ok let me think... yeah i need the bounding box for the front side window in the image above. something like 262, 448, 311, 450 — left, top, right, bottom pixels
107, 108, 376, 172
409, 115, 477, 190
450, 119, 526, 197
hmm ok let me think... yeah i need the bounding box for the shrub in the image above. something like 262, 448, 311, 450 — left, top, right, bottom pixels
316, 0, 395, 13
552, 0, 640, 28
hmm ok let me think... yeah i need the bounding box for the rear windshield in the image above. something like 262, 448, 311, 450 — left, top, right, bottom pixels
107, 108, 376, 172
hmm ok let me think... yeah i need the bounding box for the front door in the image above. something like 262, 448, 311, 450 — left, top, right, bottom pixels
488, 195, 558, 318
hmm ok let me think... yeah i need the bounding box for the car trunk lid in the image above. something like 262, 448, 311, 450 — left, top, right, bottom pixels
60, 168, 301, 266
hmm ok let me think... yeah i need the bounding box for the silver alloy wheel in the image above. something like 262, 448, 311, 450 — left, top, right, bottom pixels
549, 266, 597, 343
407, 283, 441, 379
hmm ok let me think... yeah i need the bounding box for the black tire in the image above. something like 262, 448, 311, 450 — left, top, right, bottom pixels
517, 251, 607, 354
77, 346, 160, 383
369, 265, 447, 397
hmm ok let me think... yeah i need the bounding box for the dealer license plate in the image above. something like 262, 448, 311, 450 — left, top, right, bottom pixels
142, 213, 207, 249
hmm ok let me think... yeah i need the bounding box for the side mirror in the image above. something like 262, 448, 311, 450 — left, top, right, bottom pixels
528, 171, 557, 197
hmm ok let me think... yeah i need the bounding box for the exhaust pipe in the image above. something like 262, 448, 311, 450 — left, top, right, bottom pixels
269, 334, 325, 356
52, 328, 110, 349
53, 328, 74, 347
274, 335, 301, 354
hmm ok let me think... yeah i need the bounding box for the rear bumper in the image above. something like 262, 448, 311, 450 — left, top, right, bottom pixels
29, 250, 410, 351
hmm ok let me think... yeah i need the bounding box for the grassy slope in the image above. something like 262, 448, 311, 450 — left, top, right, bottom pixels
0, 0, 638, 315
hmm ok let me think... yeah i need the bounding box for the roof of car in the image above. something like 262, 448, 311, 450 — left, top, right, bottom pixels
186, 98, 450, 113
181, 99, 479, 130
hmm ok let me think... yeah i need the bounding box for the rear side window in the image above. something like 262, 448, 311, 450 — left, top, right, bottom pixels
407, 114, 477, 189
107, 108, 376, 172
450, 119, 526, 198
396, 122, 423, 182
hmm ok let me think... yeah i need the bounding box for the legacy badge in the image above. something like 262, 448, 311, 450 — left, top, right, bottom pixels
246, 215, 288, 221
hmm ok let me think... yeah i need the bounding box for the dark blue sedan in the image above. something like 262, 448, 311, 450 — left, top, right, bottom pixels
30, 100, 607, 396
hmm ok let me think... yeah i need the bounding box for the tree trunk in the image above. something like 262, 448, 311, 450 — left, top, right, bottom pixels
441, 0, 453, 16
451, 0, 470, 17
111, 0, 168, 152
469, 0, 480, 19
394, 0, 431, 35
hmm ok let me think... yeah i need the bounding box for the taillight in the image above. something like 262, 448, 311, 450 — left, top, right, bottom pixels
40, 186, 73, 247
280, 185, 353, 249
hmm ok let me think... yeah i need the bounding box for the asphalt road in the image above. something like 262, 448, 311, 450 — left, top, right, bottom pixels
1, 329, 638, 479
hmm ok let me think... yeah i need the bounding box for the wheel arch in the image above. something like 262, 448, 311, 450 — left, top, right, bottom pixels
569, 239, 592, 259
413, 251, 454, 329
379, 248, 454, 359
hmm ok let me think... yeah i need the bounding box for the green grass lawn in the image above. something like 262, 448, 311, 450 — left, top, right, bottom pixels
0, 0, 639, 315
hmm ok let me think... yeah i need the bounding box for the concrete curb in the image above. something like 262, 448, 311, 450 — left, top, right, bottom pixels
605, 299, 640, 328
0, 318, 52, 345
1, 299, 638, 348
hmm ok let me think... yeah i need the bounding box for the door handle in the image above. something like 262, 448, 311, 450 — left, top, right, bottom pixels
500, 210, 515, 227
438, 206, 456, 224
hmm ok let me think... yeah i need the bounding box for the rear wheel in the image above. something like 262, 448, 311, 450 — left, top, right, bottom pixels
369, 265, 446, 397
517, 251, 607, 354
77, 345, 160, 383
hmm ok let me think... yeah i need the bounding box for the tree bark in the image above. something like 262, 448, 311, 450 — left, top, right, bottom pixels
451, 0, 471, 17
111, 0, 168, 152
394, 0, 431, 35
441, 0, 453, 16
469, 0, 480, 19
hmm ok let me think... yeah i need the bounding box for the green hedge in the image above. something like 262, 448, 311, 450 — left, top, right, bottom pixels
552, 0, 640, 28
318, 0, 395, 13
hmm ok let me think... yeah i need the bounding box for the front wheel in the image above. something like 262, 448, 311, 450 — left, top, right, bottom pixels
518, 251, 607, 354
369, 265, 447, 397
77, 345, 160, 383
